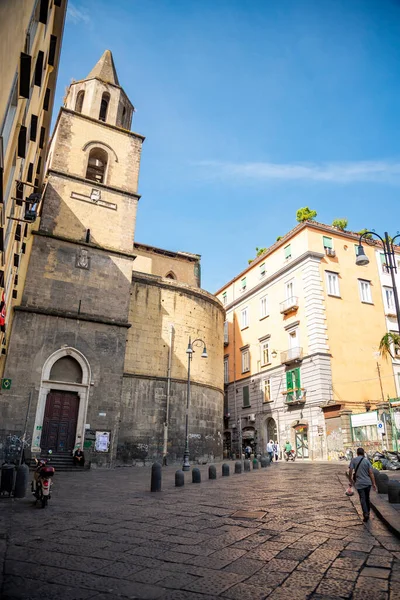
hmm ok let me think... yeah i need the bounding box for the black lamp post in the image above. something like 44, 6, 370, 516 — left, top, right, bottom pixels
183, 336, 208, 471
356, 231, 400, 330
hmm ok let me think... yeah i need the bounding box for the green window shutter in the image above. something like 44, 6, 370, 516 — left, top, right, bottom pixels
243, 386, 250, 407
355, 244, 359, 255
323, 236, 333, 249
294, 368, 301, 389
286, 371, 294, 390
380, 253, 386, 265
284, 245, 291, 259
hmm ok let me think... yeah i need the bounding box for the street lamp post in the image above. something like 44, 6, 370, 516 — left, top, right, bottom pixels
356, 231, 400, 330
182, 336, 208, 471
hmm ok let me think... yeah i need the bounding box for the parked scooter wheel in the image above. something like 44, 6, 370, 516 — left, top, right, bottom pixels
41, 496, 48, 508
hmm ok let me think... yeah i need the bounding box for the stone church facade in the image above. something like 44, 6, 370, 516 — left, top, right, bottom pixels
0, 51, 224, 467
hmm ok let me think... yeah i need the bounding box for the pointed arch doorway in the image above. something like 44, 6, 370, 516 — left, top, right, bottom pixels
32, 348, 91, 454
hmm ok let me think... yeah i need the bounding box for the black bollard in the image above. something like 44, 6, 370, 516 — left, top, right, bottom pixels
209, 465, 217, 480
253, 458, 259, 470
244, 459, 251, 472
14, 463, 29, 498
376, 472, 389, 494
260, 457, 268, 468
192, 468, 201, 483
150, 462, 162, 492
388, 480, 400, 504
234, 461, 242, 474
175, 470, 184, 487
222, 463, 230, 477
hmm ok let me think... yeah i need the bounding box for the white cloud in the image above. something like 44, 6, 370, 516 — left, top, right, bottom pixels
195, 160, 400, 184
67, 3, 91, 25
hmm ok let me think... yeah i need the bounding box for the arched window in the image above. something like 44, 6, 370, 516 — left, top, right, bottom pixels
75, 90, 85, 113
99, 92, 110, 122
49, 356, 83, 383
86, 148, 108, 183
165, 272, 176, 280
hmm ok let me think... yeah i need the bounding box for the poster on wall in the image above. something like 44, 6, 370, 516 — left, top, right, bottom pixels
95, 431, 110, 453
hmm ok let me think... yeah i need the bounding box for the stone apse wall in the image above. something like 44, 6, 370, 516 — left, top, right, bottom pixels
118, 272, 225, 465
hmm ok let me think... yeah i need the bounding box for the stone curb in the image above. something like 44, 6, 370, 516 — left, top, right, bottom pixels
370, 493, 400, 540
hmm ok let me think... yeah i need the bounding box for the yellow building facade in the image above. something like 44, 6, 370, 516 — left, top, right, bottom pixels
218, 221, 399, 459
0, 0, 67, 367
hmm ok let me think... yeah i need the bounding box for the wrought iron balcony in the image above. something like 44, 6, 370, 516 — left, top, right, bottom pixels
283, 388, 306, 405
280, 346, 303, 365
280, 296, 299, 315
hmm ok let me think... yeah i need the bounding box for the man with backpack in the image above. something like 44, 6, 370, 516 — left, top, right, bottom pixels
348, 447, 377, 522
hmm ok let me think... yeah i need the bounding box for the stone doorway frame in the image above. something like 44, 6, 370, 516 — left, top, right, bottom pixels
31, 347, 91, 454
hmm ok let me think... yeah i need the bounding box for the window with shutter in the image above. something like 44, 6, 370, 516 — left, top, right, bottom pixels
30, 114, 38, 141
17, 126, 27, 158
323, 236, 333, 249
48, 35, 57, 66
34, 51, 44, 87
39, 127, 45, 149
43, 88, 51, 111
27, 163, 34, 183
243, 386, 250, 407
15, 224, 21, 242
294, 368, 301, 390
286, 370, 294, 402
19, 53, 31, 99
284, 245, 291, 259
14, 254, 19, 268
39, 0, 49, 24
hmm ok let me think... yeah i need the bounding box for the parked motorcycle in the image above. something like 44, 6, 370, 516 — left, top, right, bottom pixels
284, 450, 296, 462
32, 459, 55, 508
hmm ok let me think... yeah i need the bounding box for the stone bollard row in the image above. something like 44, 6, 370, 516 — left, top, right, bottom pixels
244, 459, 251, 472
253, 458, 259, 470
151, 462, 162, 492
175, 470, 184, 487
192, 468, 201, 484
388, 480, 400, 504
260, 457, 269, 468
234, 461, 242, 474
222, 463, 230, 477
376, 472, 389, 494
209, 465, 217, 480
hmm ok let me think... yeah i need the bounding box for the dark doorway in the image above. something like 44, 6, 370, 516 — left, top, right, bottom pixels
41, 391, 79, 453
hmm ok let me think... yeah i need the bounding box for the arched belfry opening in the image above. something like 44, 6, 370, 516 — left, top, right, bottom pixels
86, 148, 108, 183
75, 90, 85, 113
99, 92, 110, 122
165, 272, 176, 280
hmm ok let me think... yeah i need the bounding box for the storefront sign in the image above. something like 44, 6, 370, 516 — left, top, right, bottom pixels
351, 411, 378, 428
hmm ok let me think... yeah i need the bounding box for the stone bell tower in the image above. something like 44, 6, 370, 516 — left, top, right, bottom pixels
3, 51, 144, 466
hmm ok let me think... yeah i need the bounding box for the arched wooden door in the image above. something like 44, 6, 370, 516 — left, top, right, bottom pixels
41, 391, 79, 453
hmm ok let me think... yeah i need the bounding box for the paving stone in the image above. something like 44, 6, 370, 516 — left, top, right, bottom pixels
262, 558, 299, 573
276, 548, 312, 561
183, 575, 239, 595
268, 588, 313, 599
367, 556, 394, 569
356, 576, 389, 591
223, 556, 264, 576
315, 577, 355, 598
221, 582, 272, 600
325, 567, 358, 581
2, 575, 94, 600
161, 592, 221, 600
158, 572, 200, 589
283, 571, 324, 587
360, 567, 391, 579
130, 567, 173, 584
246, 568, 288, 588
331, 556, 366, 570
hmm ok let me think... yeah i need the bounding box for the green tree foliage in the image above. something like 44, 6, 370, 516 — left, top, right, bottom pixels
379, 332, 400, 360
296, 207, 317, 223
248, 247, 267, 264
276, 236, 282, 241
332, 218, 348, 231
358, 228, 373, 239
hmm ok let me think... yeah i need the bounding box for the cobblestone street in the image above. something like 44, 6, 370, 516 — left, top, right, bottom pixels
0, 462, 399, 600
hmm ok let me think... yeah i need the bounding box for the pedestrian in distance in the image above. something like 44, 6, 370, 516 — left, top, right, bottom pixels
348, 447, 377, 522
245, 444, 252, 459
266, 439, 274, 462
73, 446, 85, 467
274, 440, 280, 461
284, 440, 292, 460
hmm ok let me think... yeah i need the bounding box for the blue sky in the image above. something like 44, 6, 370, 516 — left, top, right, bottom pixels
58, 0, 400, 292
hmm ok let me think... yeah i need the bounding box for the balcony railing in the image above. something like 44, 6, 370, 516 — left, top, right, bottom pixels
281, 346, 303, 365
283, 388, 306, 405
280, 296, 299, 314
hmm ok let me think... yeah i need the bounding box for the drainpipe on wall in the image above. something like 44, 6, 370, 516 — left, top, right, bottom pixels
163, 324, 174, 465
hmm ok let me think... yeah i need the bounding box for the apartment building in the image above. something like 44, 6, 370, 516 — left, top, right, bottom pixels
0, 0, 67, 369
217, 221, 399, 460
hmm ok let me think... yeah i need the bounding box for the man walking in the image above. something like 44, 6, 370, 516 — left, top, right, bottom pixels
349, 447, 377, 522
266, 440, 274, 462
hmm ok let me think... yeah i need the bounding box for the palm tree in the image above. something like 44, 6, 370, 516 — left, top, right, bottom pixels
379, 332, 400, 360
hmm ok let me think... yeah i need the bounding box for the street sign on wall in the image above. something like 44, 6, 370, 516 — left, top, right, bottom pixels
1, 378, 12, 390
